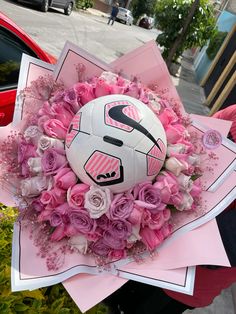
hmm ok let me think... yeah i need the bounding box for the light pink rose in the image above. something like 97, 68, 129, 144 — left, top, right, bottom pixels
167, 143, 187, 157
67, 183, 90, 209
85, 187, 112, 219
127, 225, 141, 244
43, 119, 68, 139
140, 227, 162, 251
37, 135, 64, 155
68, 235, 88, 254
27, 157, 42, 174
21, 176, 51, 198
41, 148, 67, 175
74, 82, 95, 105
165, 157, 188, 176
176, 192, 193, 211
24, 125, 42, 145
177, 173, 193, 192
54, 167, 77, 190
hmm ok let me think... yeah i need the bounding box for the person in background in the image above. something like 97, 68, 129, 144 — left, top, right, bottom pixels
107, 2, 119, 26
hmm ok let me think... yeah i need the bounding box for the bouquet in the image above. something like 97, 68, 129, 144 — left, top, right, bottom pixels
0, 41, 235, 312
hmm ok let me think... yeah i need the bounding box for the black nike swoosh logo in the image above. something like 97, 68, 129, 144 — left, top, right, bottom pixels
108, 104, 161, 151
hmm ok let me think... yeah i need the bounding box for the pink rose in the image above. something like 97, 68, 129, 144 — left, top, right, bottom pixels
43, 119, 68, 139
94, 78, 111, 98
90, 238, 111, 257
18, 140, 37, 164
146, 211, 165, 230
67, 183, 90, 209
108, 249, 126, 260
140, 227, 162, 251
74, 82, 95, 105
54, 167, 77, 190
158, 108, 178, 128
161, 223, 173, 238
41, 148, 67, 175
50, 225, 67, 241
68, 209, 96, 235
32, 198, 45, 212
50, 102, 74, 128
124, 83, 140, 98
109, 193, 134, 220
85, 187, 112, 219
21, 176, 51, 198
165, 157, 188, 176
40, 187, 66, 209
190, 179, 202, 198
165, 124, 186, 144
135, 182, 166, 212
128, 205, 143, 225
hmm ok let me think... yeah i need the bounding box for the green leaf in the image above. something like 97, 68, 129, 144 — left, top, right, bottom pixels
14, 303, 29, 311
58, 308, 71, 314
51, 298, 65, 311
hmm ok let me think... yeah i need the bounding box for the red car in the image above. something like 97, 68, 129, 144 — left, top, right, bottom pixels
0, 12, 56, 126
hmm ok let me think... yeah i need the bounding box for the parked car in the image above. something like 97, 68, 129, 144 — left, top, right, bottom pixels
0, 12, 56, 126
116, 7, 133, 26
17, 0, 75, 15
139, 16, 154, 30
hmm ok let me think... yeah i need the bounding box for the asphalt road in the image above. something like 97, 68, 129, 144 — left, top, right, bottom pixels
2, 0, 160, 63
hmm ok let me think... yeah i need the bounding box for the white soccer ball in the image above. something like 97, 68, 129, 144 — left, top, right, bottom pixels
65, 94, 167, 193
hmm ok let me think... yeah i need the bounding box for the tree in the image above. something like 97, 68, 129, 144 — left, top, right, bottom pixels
131, 0, 157, 21
155, 0, 216, 66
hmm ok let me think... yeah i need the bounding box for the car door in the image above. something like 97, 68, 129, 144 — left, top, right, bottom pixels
0, 14, 55, 126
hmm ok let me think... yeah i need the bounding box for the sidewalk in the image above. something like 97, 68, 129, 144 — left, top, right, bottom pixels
171, 51, 210, 116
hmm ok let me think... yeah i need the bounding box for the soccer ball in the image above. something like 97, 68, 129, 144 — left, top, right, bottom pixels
65, 94, 167, 193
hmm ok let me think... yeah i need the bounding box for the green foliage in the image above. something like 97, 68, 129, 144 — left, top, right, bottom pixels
155, 0, 216, 62
75, 0, 94, 10
0, 204, 108, 314
131, 0, 156, 21
206, 30, 227, 60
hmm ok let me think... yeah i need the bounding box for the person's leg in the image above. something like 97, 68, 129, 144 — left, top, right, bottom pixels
107, 16, 111, 24
111, 16, 115, 25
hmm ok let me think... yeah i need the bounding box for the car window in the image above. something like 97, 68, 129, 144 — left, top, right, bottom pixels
0, 26, 37, 92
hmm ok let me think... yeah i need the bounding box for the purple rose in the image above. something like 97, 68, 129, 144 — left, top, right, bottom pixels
90, 238, 111, 257
135, 182, 165, 212
50, 212, 63, 227
103, 230, 126, 250
69, 209, 95, 234
32, 198, 45, 212
109, 220, 132, 240
41, 148, 67, 175
109, 193, 134, 220
96, 214, 110, 230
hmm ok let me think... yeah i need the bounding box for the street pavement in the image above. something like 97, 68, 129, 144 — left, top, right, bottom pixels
87, 8, 210, 117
